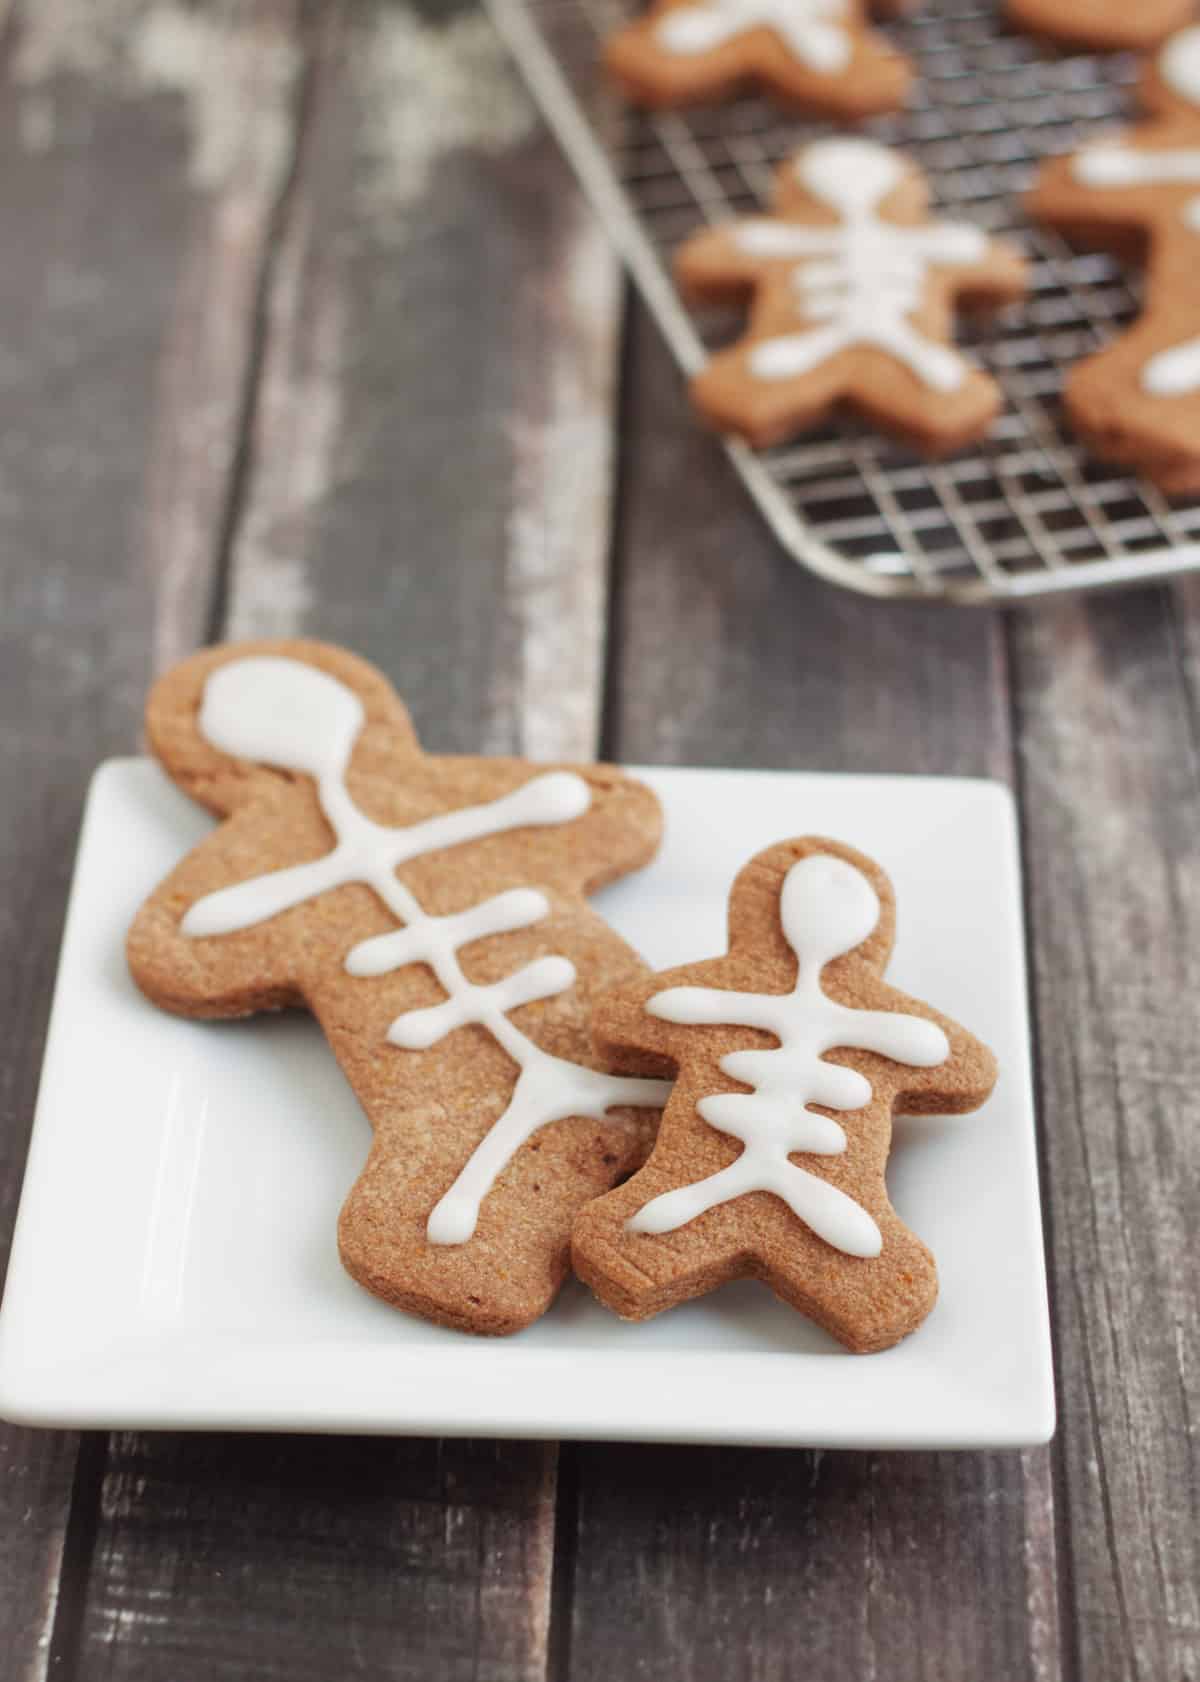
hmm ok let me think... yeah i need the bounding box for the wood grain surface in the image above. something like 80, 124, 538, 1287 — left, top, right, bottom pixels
0, 0, 1195, 1679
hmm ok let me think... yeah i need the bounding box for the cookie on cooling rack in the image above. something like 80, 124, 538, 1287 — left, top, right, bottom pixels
604, 0, 912, 117
1006, 0, 1192, 52
1029, 26, 1200, 492
127, 640, 669, 1336
673, 137, 1028, 454
572, 837, 998, 1353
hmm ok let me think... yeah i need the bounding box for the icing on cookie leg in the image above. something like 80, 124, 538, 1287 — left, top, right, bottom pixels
1029, 26, 1200, 489
676, 139, 1027, 453
572, 838, 997, 1353
128, 641, 668, 1335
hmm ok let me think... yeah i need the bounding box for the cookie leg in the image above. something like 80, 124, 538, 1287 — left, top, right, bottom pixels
1065, 335, 1200, 493
689, 346, 847, 448
847, 363, 1004, 456
1006, 0, 1191, 51
572, 1181, 757, 1320
573, 1178, 938, 1352
340, 1101, 656, 1337
758, 1214, 939, 1353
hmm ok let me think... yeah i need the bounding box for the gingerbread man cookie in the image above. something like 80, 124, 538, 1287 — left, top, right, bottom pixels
605, 0, 911, 117
572, 839, 997, 1353
127, 641, 669, 1336
1030, 26, 1200, 491
675, 139, 1028, 453
1007, 0, 1192, 53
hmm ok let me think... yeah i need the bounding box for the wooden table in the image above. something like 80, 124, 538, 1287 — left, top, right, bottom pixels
1, 3, 1195, 1678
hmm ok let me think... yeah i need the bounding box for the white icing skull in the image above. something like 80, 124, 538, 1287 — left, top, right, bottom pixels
199, 655, 365, 782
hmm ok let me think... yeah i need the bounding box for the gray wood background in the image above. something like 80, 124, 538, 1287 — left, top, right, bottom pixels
0, 2, 1195, 1678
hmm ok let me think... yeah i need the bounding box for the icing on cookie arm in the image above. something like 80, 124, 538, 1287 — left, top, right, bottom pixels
675, 220, 798, 300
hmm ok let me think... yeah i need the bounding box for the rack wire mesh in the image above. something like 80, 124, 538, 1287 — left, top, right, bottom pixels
484, 0, 1200, 602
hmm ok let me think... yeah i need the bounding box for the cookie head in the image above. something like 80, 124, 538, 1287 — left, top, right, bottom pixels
777, 136, 926, 223
143, 639, 421, 820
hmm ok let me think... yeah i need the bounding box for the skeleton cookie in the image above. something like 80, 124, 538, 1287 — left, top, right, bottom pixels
1007, 0, 1192, 53
676, 139, 1028, 453
572, 838, 997, 1353
127, 641, 668, 1336
1030, 26, 1200, 491
604, 0, 911, 116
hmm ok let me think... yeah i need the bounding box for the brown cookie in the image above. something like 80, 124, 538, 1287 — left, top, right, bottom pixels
604, 0, 911, 116
1006, 0, 1192, 52
1029, 27, 1200, 492
572, 838, 998, 1353
127, 640, 668, 1336
675, 138, 1028, 453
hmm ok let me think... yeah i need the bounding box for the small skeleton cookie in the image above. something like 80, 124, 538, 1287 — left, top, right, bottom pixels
675, 139, 1028, 453
572, 839, 997, 1353
605, 0, 912, 117
1029, 27, 1200, 492
1006, 0, 1193, 52
127, 641, 669, 1336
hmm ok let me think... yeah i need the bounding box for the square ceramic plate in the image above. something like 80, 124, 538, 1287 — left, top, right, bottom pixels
0, 760, 1054, 1447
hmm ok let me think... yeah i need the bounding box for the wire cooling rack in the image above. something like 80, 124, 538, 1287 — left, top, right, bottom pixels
484, 0, 1200, 602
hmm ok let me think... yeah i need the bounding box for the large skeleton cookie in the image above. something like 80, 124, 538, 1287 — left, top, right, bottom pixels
1029, 26, 1200, 492
675, 139, 1027, 453
1007, 0, 1193, 52
604, 0, 911, 116
572, 838, 997, 1353
127, 641, 668, 1336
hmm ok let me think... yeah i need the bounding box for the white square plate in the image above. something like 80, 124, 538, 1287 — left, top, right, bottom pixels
0, 761, 1054, 1447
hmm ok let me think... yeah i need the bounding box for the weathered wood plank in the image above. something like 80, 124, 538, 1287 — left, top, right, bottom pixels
81, 1432, 558, 1682
0, 0, 295, 1672
222, 0, 620, 764
1010, 584, 1200, 1682
58, 2, 624, 1678
575, 306, 1062, 1682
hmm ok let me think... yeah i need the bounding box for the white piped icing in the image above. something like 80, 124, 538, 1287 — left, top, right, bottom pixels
1074, 146, 1200, 192
1142, 334, 1200, 395
656, 0, 851, 69
1162, 24, 1200, 107
733, 140, 987, 392
184, 656, 667, 1246
630, 853, 949, 1258
1068, 27, 1200, 397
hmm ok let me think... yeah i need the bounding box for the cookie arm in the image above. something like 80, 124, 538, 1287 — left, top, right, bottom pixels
126, 810, 323, 1018
941, 236, 1028, 310
1026, 131, 1187, 243
675, 223, 774, 304
856, 980, 998, 1116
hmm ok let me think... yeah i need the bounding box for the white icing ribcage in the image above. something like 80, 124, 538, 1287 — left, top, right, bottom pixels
184, 656, 667, 1246
656, 0, 851, 69
631, 853, 950, 1258
730, 140, 988, 393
